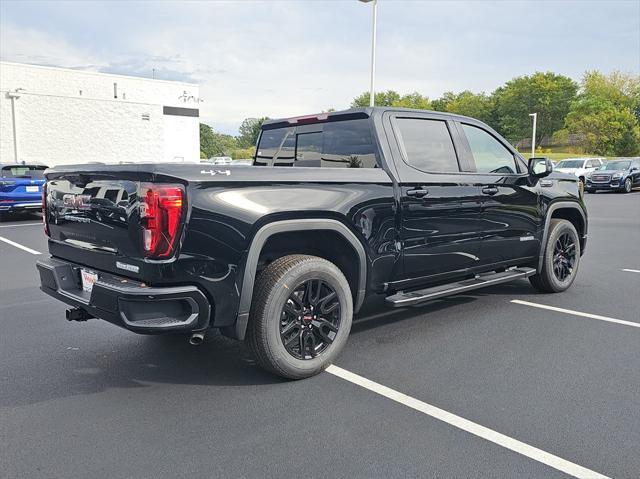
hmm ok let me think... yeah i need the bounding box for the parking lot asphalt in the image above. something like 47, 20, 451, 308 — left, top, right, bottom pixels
1, 190, 639, 479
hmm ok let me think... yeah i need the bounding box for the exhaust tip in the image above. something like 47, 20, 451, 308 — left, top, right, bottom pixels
189, 333, 205, 346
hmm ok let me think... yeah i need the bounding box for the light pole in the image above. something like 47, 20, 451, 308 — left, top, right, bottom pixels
529, 113, 537, 158
359, 0, 377, 107
7, 89, 23, 163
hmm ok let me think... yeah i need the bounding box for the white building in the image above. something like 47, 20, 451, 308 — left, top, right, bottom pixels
0, 61, 200, 166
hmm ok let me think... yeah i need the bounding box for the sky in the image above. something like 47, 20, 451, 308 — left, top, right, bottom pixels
1, 0, 639, 135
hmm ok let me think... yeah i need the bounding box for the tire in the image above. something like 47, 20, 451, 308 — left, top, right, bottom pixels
246, 254, 353, 380
529, 219, 580, 293
623, 177, 632, 193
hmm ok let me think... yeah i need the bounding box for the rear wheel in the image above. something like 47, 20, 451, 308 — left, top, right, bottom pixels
530, 219, 580, 293
247, 255, 353, 380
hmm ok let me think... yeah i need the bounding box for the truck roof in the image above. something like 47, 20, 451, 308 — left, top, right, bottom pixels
262, 107, 479, 130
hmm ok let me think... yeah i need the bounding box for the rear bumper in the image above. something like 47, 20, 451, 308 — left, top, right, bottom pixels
36, 257, 211, 334
0, 201, 41, 212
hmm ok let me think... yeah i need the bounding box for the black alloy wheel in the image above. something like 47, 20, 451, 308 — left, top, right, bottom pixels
529, 218, 580, 293
247, 254, 353, 379
280, 279, 341, 360
552, 232, 577, 282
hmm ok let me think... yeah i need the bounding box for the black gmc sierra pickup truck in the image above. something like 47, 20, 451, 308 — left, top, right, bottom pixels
36, 107, 587, 379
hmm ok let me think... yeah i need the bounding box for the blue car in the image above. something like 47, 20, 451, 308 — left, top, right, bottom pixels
585, 158, 640, 193
0, 162, 48, 219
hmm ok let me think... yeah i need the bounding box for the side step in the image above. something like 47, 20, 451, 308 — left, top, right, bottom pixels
385, 267, 536, 307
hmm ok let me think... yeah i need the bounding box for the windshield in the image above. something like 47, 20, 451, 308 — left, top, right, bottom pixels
600, 161, 631, 171
1, 165, 46, 179
556, 160, 585, 168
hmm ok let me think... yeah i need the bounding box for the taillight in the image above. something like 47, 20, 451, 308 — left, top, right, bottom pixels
139, 183, 185, 258
42, 182, 49, 236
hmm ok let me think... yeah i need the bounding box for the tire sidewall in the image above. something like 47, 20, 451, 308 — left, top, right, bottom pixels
261, 259, 353, 377
624, 178, 632, 193
542, 220, 580, 291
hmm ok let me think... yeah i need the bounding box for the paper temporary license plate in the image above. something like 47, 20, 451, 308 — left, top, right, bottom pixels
26, 186, 39, 193
80, 269, 98, 293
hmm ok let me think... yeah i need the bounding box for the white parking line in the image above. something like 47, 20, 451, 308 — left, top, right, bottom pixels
622, 268, 640, 274
511, 300, 639, 329
326, 365, 609, 479
0, 236, 41, 255
0, 222, 41, 228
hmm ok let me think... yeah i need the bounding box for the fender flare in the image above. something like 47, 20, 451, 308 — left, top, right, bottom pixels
234, 219, 367, 340
538, 201, 587, 272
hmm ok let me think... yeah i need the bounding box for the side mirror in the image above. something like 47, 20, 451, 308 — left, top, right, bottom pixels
528, 157, 553, 178
631, 167, 639, 172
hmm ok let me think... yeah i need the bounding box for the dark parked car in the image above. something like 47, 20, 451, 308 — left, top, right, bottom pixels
585, 158, 640, 193
36, 108, 587, 379
0, 162, 47, 219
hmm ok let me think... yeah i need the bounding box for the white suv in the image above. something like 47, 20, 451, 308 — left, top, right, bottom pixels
554, 158, 605, 183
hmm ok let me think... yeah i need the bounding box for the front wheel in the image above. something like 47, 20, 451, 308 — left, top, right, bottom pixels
247, 255, 353, 380
622, 177, 632, 193
530, 219, 581, 293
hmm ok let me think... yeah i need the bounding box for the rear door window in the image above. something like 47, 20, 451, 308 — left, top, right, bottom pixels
394, 118, 460, 173
461, 124, 518, 174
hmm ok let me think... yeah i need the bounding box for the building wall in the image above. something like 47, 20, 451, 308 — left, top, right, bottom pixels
0, 61, 200, 166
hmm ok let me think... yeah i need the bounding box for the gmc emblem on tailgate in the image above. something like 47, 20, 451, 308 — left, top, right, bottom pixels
63, 194, 91, 210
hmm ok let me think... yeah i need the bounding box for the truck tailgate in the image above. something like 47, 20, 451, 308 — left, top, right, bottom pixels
46, 177, 142, 258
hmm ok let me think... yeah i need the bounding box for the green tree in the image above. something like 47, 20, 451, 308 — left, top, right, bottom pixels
493, 72, 578, 143
199, 123, 238, 158
432, 90, 495, 125
351, 90, 430, 109
229, 147, 256, 160
237, 117, 269, 148
200, 123, 217, 158
579, 70, 640, 117
564, 71, 640, 156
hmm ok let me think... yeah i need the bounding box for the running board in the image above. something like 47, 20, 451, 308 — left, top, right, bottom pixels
385, 267, 536, 307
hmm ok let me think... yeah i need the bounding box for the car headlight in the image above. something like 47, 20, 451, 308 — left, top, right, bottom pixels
612, 173, 622, 180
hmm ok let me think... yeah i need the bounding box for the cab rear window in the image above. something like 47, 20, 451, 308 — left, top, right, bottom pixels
255, 119, 379, 168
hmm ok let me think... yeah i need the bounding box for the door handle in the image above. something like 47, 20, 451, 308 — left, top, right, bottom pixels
481, 186, 499, 196
407, 188, 429, 198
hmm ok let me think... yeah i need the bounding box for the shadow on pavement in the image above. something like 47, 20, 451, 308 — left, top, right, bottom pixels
2, 330, 285, 408
3, 279, 535, 408
352, 279, 534, 334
